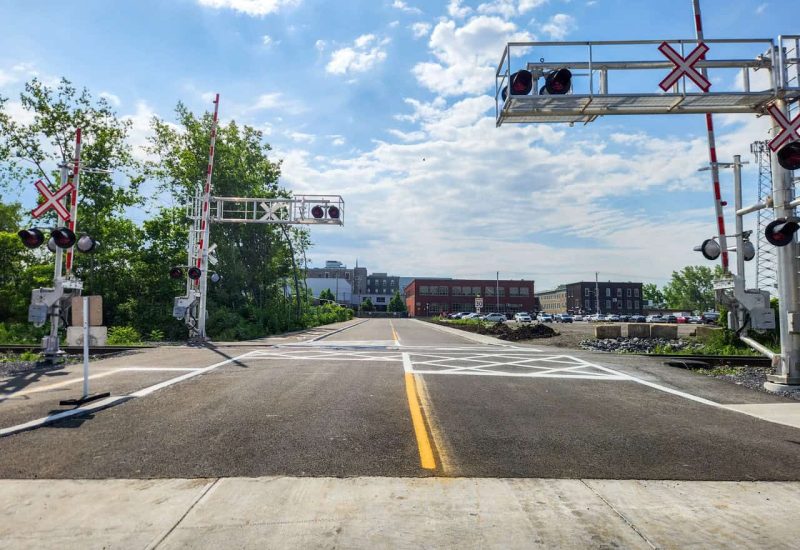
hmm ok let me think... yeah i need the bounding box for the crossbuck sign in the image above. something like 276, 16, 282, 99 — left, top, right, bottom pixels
767, 103, 800, 152
658, 41, 711, 92
31, 179, 74, 220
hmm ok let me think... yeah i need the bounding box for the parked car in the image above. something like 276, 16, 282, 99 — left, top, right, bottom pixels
619, 315, 630, 322
589, 314, 606, 322
675, 313, 691, 324
645, 315, 664, 323
573, 314, 584, 322
514, 312, 532, 323
629, 315, 646, 323
461, 312, 481, 319
605, 314, 621, 322
663, 314, 678, 323
483, 313, 507, 323
688, 315, 703, 324
702, 311, 720, 324
538, 313, 554, 322
554, 314, 573, 323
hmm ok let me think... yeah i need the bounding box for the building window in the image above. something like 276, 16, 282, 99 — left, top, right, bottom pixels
626, 288, 631, 297
627, 300, 632, 309
510, 287, 519, 296
485, 287, 495, 296
452, 287, 463, 296
635, 300, 640, 309
616, 288, 622, 298
606, 299, 611, 309
420, 286, 430, 295
634, 289, 639, 297
376, 297, 386, 303
585, 299, 590, 309
605, 288, 611, 297
520, 287, 529, 296
585, 288, 589, 297
436, 286, 449, 296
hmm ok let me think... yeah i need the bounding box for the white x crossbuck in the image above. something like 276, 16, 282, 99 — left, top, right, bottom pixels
31, 179, 74, 220
658, 41, 711, 93
767, 103, 800, 152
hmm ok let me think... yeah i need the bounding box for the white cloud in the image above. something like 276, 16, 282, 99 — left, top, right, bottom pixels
99, 92, 121, 107
541, 13, 576, 40
755, 3, 768, 15
447, 0, 472, 18
328, 135, 346, 146
196, 0, 300, 17
326, 34, 390, 75
0, 62, 38, 89
262, 34, 279, 47
519, 0, 549, 13
477, 0, 518, 19
248, 92, 306, 115
412, 16, 533, 96
392, 1, 422, 14
410, 22, 432, 38
315, 39, 326, 52
287, 131, 315, 143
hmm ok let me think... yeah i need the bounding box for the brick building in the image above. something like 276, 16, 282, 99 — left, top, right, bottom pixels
564, 281, 643, 315
404, 278, 535, 317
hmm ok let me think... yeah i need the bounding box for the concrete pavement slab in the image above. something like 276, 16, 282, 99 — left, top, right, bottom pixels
724, 403, 800, 429
3, 477, 798, 549
0, 478, 214, 550
585, 479, 800, 549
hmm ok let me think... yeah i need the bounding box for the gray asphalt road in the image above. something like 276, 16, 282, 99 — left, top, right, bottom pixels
1, 319, 799, 480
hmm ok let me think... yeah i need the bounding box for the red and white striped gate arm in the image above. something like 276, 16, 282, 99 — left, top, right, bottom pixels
196, 94, 220, 286
692, 0, 729, 272
65, 128, 82, 275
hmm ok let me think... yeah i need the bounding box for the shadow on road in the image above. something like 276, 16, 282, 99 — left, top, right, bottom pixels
0, 364, 70, 402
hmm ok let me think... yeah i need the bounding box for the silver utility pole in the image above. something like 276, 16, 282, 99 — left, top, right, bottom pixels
595, 272, 600, 314
496, 271, 500, 313
767, 98, 800, 387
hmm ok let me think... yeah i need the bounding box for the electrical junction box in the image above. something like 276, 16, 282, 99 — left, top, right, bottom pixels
173, 295, 197, 319
789, 312, 800, 334
28, 303, 48, 326
750, 307, 776, 330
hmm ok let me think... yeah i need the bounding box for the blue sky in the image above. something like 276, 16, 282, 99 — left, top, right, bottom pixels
0, 0, 795, 289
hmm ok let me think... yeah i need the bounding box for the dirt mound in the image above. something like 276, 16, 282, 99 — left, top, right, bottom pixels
434, 320, 558, 341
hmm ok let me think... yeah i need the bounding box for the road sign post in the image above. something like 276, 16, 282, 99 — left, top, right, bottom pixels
475, 297, 484, 313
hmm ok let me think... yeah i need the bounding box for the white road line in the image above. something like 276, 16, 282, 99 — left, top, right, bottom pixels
0, 351, 258, 437
403, 352, 413, 373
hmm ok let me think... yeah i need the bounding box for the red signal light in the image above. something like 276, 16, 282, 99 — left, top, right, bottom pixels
311, 206, 324, 219
51, 227, 77, 249
777, 142, 800, 171
501, 70, 533, 101
187, 267, 202, 280
541, 68, 572, 95
17, 228, 45, 249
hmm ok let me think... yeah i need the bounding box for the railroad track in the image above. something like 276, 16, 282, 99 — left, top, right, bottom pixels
646, 354, 773, 368
0, 344, 153, 356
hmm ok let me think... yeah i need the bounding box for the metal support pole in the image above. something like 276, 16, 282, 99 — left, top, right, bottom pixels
496, 272, 500, 313
44, 164, 70, 363
766, 98, 800, 387
733, 155, 746, 282
65, 128, 82, 277
82, 296, 89, 398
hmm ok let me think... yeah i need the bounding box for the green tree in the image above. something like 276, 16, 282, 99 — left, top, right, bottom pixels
642, 283, 665, 306
319, 288, 335, 302
146, 102, 310, 338
0, 78, 142, 330
360, 297, 374, 312
662, 265, 724, 312
388, 290, 407, 313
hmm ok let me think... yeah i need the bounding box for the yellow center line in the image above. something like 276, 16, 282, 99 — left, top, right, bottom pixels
402, 353, 436, 470
390, 320, 400, 345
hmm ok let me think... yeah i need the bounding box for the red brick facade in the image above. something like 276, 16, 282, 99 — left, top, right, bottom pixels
404, 279, 536, 317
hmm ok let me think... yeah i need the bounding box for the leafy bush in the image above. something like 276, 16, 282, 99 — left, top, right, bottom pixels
107, 326, 142, 345
147, 329, 165, 342
0, 322, 49, 344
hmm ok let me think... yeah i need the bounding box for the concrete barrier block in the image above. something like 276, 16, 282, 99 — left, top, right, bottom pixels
626, 323, 651, 338
651, 324, 678, 339
594, 325, 622, 339
66, 326, 108, 346
695, 325, 722, 341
